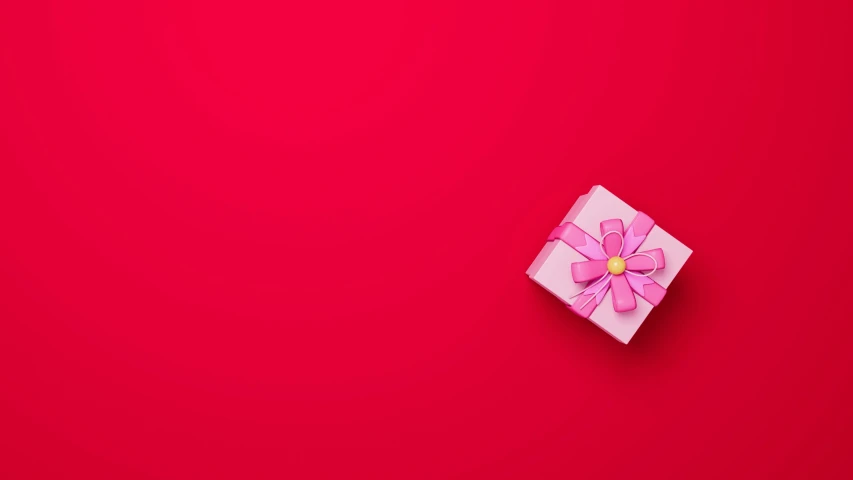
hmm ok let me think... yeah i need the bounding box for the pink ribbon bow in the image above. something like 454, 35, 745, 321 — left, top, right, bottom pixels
548, 213, 667, 318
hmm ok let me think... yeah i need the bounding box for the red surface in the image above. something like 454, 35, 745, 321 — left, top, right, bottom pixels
2, 1, 853, 478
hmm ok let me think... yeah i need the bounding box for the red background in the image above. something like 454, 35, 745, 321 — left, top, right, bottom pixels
2, 1, 853, 478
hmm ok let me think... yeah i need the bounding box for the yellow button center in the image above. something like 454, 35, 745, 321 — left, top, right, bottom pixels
607, 256, 626, 275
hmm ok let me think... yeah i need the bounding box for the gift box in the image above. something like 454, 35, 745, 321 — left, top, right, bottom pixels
527, 186, 692, 344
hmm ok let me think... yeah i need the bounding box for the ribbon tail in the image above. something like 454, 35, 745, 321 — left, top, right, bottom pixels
625, 274, 667, 306
570, 277, 611, 319
622, 212, 655, 256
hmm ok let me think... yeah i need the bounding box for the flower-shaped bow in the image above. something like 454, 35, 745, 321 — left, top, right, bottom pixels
548, 213, 667, 318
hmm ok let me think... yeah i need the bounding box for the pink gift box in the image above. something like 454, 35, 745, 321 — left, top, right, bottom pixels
527, 186, 692, 344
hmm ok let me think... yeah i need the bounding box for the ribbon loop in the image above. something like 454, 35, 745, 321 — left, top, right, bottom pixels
623, 252, 658, 277
599, 230, 624, 258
